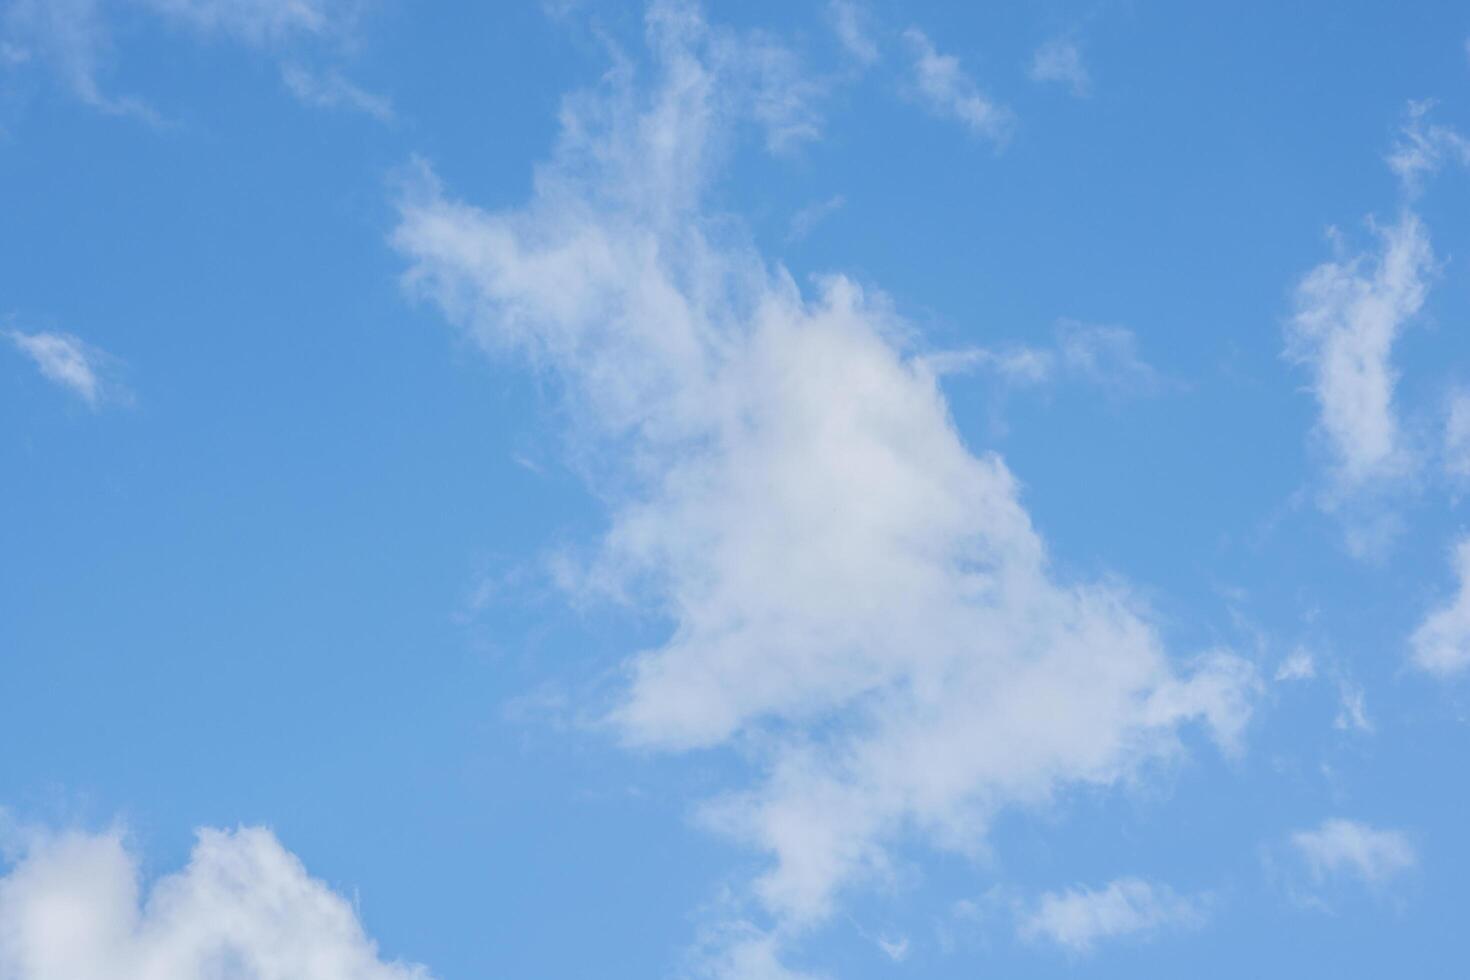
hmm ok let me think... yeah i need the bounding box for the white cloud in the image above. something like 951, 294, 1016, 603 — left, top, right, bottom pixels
6, 329, 122, 407
1387, 101, 1470, 194
1410, 535, 1470, 676
1274, 648, 1316, 682
393, 0, 1254, 967
2, 0, 354, 120
921, 321, 1161, 396
827, 0, 877, 66
902, 28, 1012, 144
1028, 38, 1090, 97
1333, 682, 1372, 733
1017, 878, 1203, 952
1, 0, 158, 120
874, 935, 908, 962
1284, 211, 1432, 497
0, 823, 431, 980
1443, 390, 1470, 483
785, 194, 845, 243
1290, 818, 1416, 885
282, 64, 392, 121
140, 0, 340, 44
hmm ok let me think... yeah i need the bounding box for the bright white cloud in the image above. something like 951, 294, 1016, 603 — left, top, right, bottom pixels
827, 0, 877, 66
0, 824, 431, 980
282, 64, 392, 121
1285, 211, 1432, 496
1410, 536, 1470, 676
902, 28, 1012, 144
393, 0, 1253, 968
1028, 38, 1090, 97
1290, 818, 1416, 885
6, 329, 121, 406
1018, 878, 1203, 952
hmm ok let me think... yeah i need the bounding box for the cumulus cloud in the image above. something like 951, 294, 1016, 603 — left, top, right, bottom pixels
0, 824, 431, 980
1284, 211, 1433, 498
282, 64, 392, 120
1409, 535, 1470, 676
1018, 878, 1203, 952
1290, 818, 1416, 886
1028, 38, 1089, 97
902, 28, 1012, 144
6, 329, 124, 407
393, 0, 1253, 968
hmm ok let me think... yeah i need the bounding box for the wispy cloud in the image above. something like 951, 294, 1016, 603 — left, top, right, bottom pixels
6, 329, 125, 407
922, 321, 1164, 397
1333, 681, 1372, 733
3, 0, 356, 120
902, 28, 1012, 144
1018, 878, 1204, 952
393, 3, 1253, 972
827, 0, 877, 66
140, 0, 342, 44
1285, 212, 1432, 500
1442, 389, 1470, 483
282, 63, 393, 121
1028, 37, 1090, 97
0, 822, 433, 979
1274, 648, 1316, 682
1290, 818, 1416, 886
1410, 535, 1470, 676
1388, 101, 1470, 195
1, 0, 161, 122
785, 193, 844, 242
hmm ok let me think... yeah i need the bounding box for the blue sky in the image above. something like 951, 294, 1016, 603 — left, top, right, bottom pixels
4, 1, 1470, 977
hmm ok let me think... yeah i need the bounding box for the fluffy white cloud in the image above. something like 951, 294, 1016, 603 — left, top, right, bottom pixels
0, 824, 430, 980
6, 329, 122, 407
1018, 878, 1202, 952
1290, 818, 1416, 885
902, 28, 1012, 144
1028, 38, 1090, 97
393, 0, 1253, 966
1285, 211, 1432, 496
1410, 536, 1470, 676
